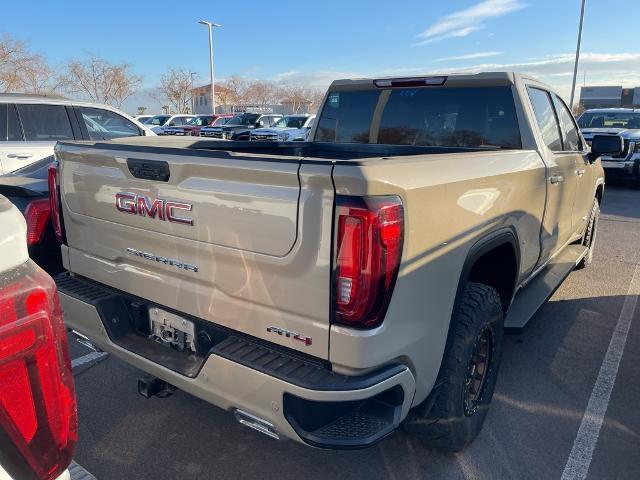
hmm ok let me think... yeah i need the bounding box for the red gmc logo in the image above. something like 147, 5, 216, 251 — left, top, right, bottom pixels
115, 192, 194, 226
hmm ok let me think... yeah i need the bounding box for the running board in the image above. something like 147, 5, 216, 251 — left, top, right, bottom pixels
504, 245, 589, 333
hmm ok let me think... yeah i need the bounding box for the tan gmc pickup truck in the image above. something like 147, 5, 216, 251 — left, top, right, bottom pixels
51, 72, 624, 451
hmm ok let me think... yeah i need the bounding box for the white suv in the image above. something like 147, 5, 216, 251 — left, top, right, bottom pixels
145, 114, 196, 135
0, 94, 154, 175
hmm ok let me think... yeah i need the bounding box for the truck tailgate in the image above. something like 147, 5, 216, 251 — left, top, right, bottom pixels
55, 141, 334, 359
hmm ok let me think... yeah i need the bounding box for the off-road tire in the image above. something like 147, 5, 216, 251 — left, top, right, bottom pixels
576, 199, 599, 269
402, 282, 504, 451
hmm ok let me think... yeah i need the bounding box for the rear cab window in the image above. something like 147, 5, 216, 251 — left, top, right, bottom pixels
315, 85, 521, 148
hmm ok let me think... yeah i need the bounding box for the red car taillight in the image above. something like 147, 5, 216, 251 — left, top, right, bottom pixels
47, 162, 65, 244
0, 261, 77, 480
24, 198, 51, 246
333, 196, 404, 329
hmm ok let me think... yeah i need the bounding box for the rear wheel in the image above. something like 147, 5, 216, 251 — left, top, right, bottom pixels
576, 199, 599, 269
402, 282, 503, 451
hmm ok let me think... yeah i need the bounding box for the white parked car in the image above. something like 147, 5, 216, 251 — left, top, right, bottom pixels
0, 93, 155, 175
146, 114, 196, 135
249, 114, 315, 141
134, 114, 154, 124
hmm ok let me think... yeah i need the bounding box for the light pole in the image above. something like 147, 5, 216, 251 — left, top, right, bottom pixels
198, 20, 221, 114
189, 72, 196, 113
569, 0, 586, 111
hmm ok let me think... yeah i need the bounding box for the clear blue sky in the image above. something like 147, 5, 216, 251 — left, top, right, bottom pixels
3, 0, 638, 112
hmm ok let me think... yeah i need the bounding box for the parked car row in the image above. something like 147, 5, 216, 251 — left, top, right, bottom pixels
200, 112, 315, 141
164, 114, 234, 136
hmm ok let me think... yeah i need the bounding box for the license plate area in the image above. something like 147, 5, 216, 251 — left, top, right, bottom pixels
149, 307, 197, 354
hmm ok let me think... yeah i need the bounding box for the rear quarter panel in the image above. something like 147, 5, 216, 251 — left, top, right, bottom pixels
330, 150, 547, 404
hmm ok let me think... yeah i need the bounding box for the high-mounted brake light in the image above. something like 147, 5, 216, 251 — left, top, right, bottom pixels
0, 262, 77, 480
24, 198, 51, 246
48, 162, 66, 244
333, 196, 404, 329
374, 76, 447, 88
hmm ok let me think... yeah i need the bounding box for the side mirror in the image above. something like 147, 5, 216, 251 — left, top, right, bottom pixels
588, 134, 624, 162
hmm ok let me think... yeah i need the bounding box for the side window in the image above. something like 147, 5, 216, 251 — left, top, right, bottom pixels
316, 90, 380, 143
17, 104, 74, 141
79, 107, 141, 140
0, 104, 23, 141
552, 95, 581, 151
526, 88, 562, 152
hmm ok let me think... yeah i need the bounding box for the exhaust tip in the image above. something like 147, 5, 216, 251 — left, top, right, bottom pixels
234, 409, 279, 440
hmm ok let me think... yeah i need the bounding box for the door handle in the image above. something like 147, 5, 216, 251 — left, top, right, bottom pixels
6, 153, 33, 159
575, 169, 585, 177
549, 175, 564, 184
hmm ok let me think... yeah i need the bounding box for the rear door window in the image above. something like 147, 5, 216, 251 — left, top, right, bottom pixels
378, 86, 521, 148
316, 90, 380, 143
79, 107, 141, 140
551, 95, 582, 151
0, 104, 23, 141
527, 88, 563, 152
17, 104, 74, 141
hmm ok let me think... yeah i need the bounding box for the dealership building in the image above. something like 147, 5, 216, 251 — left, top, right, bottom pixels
579, 86, 640, 109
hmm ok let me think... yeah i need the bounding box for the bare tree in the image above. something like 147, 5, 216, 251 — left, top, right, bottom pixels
137, 106, 147, 115
244, 80, 280, 106
156, 68, 196, 113
307, 88, 326, 113
279, 84, 317, 113
0, 33, 60, 94
572, 103, 585, 117
218, 75, 249, 107
60, 54, 142, 107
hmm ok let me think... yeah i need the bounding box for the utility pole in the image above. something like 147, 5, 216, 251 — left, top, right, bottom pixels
569, 0, 586, 110
198, 20, 221, 114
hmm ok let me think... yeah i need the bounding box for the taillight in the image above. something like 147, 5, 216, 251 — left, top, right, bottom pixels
24, 198, 51, 246
0, 261, 77, 480
333, 196, 404, 329
47, 162, 66, 244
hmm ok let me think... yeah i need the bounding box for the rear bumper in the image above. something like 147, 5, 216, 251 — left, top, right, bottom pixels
56, 273, 415, 448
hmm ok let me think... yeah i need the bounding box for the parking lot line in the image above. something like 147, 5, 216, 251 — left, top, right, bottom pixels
561, 260, 640, 480
72, 351, 108, 369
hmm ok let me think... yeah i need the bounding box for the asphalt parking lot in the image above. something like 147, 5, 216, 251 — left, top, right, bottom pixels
67, 185, 640, 480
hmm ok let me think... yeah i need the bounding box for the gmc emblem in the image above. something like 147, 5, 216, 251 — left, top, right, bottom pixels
115, 192, 193, 226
